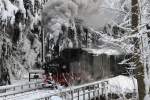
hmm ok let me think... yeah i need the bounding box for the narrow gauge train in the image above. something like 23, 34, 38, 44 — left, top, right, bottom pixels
42, 48, 130, 86
42, 48, 82, 86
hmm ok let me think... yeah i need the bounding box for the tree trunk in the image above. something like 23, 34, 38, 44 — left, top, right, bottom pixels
131, 0, 139, 30
41, 27, 45, 64
131, 0, 145, 99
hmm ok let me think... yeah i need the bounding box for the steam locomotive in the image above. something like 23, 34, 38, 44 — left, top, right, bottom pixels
42, 48, 82, 86
42, 48, 129, 86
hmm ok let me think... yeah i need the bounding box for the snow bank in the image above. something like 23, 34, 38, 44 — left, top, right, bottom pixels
108, 75, 137, 93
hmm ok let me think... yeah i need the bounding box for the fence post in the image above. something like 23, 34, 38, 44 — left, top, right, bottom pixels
88, 86, 91, 100
21, 85, 23, 90
105, 81, 109, 100
71, 90, 74, 100
97, 84, 100, 99
5, 89, 7, 93
93, 85, 96, 100
45, 97, 50, 100
83, 87, 85, 100
29, 84, 31, 88
13, 87, 15, 91
102, 81, 107, 96
35, 83, 37, 87
77, 89, 80, 100
64, 92, 66, 100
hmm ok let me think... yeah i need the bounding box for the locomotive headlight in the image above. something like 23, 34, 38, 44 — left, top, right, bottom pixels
62, 65, 66, 69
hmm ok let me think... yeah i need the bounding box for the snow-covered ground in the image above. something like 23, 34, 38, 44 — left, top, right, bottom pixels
0, 89, 62, 100
108, 75, 137, 93
0, 75, 137, 100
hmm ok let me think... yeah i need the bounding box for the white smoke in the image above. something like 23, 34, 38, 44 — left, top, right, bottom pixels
42, 0, 118, 52
42, 0, 118, 30
42, 0, 102, 25
43, 0, 102, 18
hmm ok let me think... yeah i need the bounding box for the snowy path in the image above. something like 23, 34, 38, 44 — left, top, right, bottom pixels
0, 89, 62, 100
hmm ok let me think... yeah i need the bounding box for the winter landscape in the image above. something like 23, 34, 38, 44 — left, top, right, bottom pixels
0, 0, 150, 100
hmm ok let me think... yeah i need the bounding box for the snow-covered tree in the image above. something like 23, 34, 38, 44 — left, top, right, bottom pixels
0, 0, 48, 85
101, 0, 150, 99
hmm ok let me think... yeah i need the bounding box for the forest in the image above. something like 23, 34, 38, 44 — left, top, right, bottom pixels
0, 0, 150, 100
